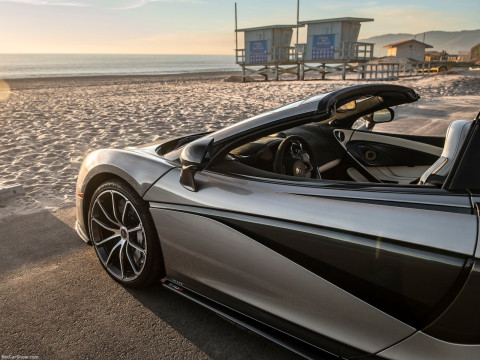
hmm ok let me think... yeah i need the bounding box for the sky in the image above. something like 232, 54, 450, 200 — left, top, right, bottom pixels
0, 0, 478, 54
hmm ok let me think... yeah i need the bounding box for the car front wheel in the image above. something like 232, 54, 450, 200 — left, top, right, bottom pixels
88, 179, 162, 287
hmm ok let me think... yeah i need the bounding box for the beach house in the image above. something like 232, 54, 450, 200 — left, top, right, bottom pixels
383, 39, 433, 62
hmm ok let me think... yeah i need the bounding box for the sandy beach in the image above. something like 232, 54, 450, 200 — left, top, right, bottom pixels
1, 69, 479, 219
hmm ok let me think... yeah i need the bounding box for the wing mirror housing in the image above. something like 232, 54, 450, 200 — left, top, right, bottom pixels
179, 137, 214, 192
372, 108, 394, 123
363, 108, 394, 130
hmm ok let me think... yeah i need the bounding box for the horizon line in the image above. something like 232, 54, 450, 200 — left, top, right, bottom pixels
0, 52, 235, 56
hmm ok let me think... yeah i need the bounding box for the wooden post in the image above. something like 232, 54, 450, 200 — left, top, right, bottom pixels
342, 63, 346, 80
235, 3, 238, 56
296, 0, 300, 51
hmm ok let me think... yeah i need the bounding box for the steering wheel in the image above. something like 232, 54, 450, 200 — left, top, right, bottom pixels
273, 135, 320, 179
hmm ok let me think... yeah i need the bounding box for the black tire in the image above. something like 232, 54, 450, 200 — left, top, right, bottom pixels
88, 179, 163, 287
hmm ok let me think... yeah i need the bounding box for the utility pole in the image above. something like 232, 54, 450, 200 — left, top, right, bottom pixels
296, 0, 300, 47
235, 2, 238, 63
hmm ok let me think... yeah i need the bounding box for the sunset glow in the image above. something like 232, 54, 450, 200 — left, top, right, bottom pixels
0, 79, 10, 101
0, 0, 478, 54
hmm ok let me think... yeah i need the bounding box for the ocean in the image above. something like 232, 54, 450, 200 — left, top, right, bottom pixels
0, 54, 238, 79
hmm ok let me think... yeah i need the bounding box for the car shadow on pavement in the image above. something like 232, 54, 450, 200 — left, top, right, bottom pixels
127, 284, 305, 360
0, 207, 83, 277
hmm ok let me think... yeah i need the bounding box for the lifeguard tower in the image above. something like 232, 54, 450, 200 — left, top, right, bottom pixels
297, 17, 374, 79
233, 1, 375, 81
235, 24, 302, 81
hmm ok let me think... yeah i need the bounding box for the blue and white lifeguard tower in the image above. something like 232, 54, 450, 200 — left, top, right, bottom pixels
234, 2, 375, 81
298, 17, 374, 79
235, 24, 302, 81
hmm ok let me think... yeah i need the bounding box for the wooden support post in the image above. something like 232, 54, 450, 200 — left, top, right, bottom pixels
321, 63, 326, 80
296, 0, 300, 48
242, 65, 246, 82
342, 63, 346, 80
235, 3, 238, 56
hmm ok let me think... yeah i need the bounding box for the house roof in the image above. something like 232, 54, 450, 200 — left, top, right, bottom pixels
298, 17, 374, 25
236, 24, 303, 32
383, 39, 433, 49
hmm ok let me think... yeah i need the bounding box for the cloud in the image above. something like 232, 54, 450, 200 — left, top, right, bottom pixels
115, 0, 202, 10
51, 2, 90, 5
0, 0, 90, 6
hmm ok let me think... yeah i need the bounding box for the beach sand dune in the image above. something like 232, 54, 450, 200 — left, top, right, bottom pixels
1, 70, 479, 218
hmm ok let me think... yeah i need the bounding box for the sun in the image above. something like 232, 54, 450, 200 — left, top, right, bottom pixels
0, 79, 11, 102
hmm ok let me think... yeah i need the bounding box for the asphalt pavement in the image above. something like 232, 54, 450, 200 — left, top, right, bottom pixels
0, 207, 304, 360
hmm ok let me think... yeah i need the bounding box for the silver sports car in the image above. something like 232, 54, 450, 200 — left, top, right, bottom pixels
75, 84, 480, 359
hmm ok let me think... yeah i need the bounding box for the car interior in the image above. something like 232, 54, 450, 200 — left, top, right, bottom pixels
159, 93, 473, 188
211, 97, 472, 188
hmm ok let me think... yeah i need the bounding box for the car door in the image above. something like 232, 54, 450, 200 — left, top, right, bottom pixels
336, 128, 445, 184
144, 169, 477, 357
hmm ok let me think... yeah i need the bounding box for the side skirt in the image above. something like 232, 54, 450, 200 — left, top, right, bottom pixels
162, 280, 340, 360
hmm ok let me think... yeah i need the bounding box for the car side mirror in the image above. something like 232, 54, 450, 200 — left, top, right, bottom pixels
179, 137, 214, 192
372, 108, 394, 123
362, 108, 394, 131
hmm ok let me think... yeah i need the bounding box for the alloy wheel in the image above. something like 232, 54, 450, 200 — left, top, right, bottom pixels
90, 190, 147, 282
